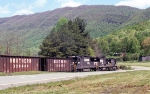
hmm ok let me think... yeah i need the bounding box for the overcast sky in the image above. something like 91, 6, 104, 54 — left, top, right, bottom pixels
0, 0, 150, 18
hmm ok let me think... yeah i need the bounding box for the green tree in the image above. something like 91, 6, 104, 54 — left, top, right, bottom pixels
39, 17, 91, 57
120, 36, 140, 53
55, 17, 68, 31
110, 41, 121, 53
98, 39, 109, 55
128, 37, 140, 53
142, 37, 150, 55
121, 37, 130, 53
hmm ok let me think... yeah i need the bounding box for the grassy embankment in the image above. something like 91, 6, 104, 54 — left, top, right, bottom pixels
118, 61, 150, 68
0, 70, 150, 94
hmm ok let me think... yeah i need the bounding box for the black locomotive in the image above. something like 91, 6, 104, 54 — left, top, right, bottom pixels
68, 56, 117, 72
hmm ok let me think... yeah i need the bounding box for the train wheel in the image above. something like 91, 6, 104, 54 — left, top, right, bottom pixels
109, 67, 113, 71
100, 68, 104, 71
94, 68, 96, 71
99, 68, 102, 71
96, 65, 98, 71
113, 67, 117, 71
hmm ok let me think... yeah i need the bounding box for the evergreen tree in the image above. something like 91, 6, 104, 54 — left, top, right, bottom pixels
39, 17, 91, 57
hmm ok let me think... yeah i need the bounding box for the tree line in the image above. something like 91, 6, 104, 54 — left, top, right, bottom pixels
97, 20, 150, 61
39, 18, 150, 61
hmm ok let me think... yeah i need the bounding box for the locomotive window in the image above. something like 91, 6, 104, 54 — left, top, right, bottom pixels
72, 57, 77, 60
100, 59, 103, 63
69, 57, 78, 62
84, 58, 89, 62
111, 59, 114, 62
90, 58, 99, 62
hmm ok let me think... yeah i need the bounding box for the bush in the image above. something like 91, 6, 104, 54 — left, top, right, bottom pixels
123, 53, 140, 61
116, 57, 123, 61
119, 65, 132, 70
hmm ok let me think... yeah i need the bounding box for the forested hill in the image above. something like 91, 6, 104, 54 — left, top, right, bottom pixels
0, 5, 140, 37
0, 5, 149, 55
124, 7, 150, 26
98, 20, 150, 60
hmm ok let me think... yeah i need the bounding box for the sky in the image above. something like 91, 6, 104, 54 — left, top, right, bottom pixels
1, 0, 150, 18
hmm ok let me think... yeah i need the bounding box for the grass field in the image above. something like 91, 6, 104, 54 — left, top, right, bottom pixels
1, 70, 150, 94
118, 61, 150, 67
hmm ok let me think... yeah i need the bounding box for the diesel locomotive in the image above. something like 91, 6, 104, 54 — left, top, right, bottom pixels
68, 56, 117, 72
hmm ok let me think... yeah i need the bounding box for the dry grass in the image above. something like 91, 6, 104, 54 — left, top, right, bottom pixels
1, 71, 150, 94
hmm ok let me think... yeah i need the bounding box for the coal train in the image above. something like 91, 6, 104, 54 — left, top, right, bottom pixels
0, 55, 117, 73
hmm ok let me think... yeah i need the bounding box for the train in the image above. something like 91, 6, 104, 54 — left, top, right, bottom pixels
67, 56, 117, 72
0, 55, 117, 73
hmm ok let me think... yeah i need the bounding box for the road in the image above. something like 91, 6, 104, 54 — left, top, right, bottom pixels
0, 66, 150, 90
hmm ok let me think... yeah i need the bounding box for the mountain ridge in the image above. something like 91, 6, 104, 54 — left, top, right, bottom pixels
0, 5, 148, 55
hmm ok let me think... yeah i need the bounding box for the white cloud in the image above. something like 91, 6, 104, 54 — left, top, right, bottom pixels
13, 9, 33, 16
11, 0, 48, 16
116, 0, 150, 9
13, 6, 33, 15
62, 1, 81, 7
11, 3, 26, 9
35, 0, 47, 7
57, 0, 81, 7
0, 5, 10, 14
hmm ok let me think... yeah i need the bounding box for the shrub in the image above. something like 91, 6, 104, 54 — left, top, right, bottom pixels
123, 53, 140, 61
119, 65, 132, 70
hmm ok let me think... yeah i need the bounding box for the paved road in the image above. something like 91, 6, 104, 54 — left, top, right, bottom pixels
0, 66, 149, 90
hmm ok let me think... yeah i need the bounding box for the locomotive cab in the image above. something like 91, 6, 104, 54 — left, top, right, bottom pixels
67, 56, 80, 72
90, 57, 100, 71
67, 56, 92, 72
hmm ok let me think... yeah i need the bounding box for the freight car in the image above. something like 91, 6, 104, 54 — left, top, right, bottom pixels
0, 55, 117, 73
0, 55, 39, 73
67, 56, 117, 72
39, 57, 72, 72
